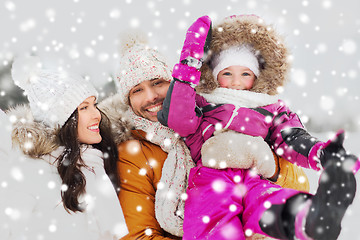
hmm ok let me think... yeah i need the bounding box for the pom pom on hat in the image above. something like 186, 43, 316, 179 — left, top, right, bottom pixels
11, 56, 98, 128
118, 30, 148, 56
115, 31, 172, 105
11, 55, 42, 89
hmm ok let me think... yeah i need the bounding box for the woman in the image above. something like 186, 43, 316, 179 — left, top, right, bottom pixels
1, 56, 128, 239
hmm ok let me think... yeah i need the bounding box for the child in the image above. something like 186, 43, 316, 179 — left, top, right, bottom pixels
158, 15, 359, 240
2, 56, 128, 239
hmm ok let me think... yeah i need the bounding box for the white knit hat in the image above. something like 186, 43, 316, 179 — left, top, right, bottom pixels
11, 56, 98, 128
116, 32, 172, 104
211, 44, 260, 80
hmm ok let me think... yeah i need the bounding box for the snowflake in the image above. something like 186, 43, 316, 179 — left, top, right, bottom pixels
136, 205, 142, 212
49, 224, 57, 232
316, 43, 328, 54
233, 183, 247, 198
98, 52, 109, 62
109, 9, 121, 19
341, 39, 357, 55
126, 140, 140, 154
11, 167, 23, 181
180, 192, 188, 200
145, 228, 152, 235
157, 181, 164, 190
229, 204, 237, 212
291, 69, 307, 87
322, 0, 332, 9
130, 18, 140, 28
233, 175, 241, 183
139, 168, 147, 176
244, 229, 254, 237
47, 181, 56, 189
202, 215, 210, 224
276, 148, 284, 156
320, 96, 334, 111
61, 184, 68, 192
212, 179, 226, 193
298, 176, 307, 184
5, 1, 16, 11
20, 19, 36, 32
299, 13, 310, 24
45, 9, 56, 22
221, 224, 239, 238
247, 0, 257, 9
5, 207, 21, 220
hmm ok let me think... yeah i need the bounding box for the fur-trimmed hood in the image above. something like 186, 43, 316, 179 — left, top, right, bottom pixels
7, 99, 132, 158
6, 105, 59, 158
98, 93, 133, 145
197, 14, 290, 95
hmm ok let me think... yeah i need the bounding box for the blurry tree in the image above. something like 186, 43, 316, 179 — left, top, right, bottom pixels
0, 60, 28, 111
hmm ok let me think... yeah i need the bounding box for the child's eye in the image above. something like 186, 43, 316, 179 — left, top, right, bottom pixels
242, 72, 250, 76
223, 72, 231, 76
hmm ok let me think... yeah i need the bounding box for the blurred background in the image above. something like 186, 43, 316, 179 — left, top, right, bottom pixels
0, 1, 359, 238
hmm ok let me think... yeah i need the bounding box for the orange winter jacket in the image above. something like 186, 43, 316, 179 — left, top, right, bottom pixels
272, 153, 310, 192
117, 130, 181, 240
117, 130, 309, 240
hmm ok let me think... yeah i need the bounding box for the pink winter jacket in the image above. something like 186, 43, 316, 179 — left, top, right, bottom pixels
158, 80, 321, 170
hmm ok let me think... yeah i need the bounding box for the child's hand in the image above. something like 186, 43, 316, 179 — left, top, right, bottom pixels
311, 130, 359, 174
172, 16, 212, 86
179, 15, 212, 66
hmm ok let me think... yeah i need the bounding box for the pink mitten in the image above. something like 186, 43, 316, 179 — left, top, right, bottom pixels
173, 15, 212, 86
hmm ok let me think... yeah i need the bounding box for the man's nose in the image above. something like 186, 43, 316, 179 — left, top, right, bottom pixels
145, 87, 158, 102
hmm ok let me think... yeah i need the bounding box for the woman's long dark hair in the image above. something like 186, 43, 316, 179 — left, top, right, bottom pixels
56, 108, 120, 213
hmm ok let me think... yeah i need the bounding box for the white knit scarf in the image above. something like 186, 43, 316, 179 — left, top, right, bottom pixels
199, 87, 278, 108
124, 109, 195, 237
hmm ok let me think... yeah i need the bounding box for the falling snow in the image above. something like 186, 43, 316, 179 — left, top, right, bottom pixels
1, 0, 360, 239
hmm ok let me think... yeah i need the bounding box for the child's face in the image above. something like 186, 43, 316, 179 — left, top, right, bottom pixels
217, 65, 256, 90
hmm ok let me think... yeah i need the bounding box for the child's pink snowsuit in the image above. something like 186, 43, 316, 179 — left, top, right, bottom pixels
158, 81, 319, 239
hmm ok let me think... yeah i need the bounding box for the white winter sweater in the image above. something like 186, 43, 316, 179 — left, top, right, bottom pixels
0, 136, 128, 239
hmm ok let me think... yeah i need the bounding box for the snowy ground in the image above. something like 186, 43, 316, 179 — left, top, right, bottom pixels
304, 131, 360, 240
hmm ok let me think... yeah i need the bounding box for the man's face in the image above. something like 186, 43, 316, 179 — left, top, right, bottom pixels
129, 78, 170, 122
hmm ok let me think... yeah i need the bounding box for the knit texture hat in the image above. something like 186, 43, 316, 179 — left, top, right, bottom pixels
211, 44, 260, 80
11, 56, 98, 128
116, 32, 172, 105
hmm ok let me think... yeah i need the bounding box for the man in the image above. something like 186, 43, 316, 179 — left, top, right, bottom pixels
100, 32, 309, 239
100, 33, 185, 239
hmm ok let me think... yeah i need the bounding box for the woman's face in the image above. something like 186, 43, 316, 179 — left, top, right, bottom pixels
77, 96, 102, 144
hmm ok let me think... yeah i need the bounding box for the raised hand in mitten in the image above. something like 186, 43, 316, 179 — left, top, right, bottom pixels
310, 130, 359, 173
173, 15, 212, 86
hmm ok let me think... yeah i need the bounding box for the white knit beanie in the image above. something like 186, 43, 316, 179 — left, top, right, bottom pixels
116, 32, 172, 105
211, 44, 260, 80
11, 56, 98, 128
